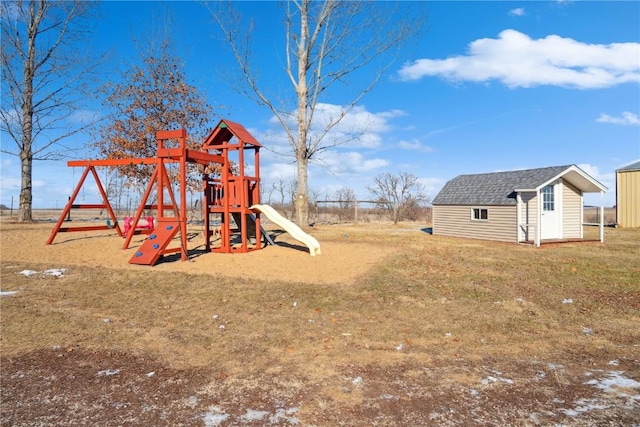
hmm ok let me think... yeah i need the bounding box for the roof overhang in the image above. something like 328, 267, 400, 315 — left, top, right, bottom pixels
515, 165, 607, 193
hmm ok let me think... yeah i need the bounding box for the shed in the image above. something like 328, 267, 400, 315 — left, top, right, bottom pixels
432, 165, 607, 246
616, 161, 640, 228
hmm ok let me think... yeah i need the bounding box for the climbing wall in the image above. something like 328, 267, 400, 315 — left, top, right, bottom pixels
129, 219, 180, 266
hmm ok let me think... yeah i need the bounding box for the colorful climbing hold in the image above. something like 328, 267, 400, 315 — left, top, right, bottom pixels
153, 244, 159, 249
166, 225, 173, 230
135, 252, 143, 257
149, 234, 157, 240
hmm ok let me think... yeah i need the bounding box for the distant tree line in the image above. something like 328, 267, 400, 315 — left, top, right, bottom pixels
261, 171, 432, 224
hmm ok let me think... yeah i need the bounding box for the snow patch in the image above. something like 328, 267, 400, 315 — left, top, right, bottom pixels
43, 268, 66, 277
547, 363, 564, 370
202, 406, 229, 426
558, 371, 640, 419
0, 290, 19, 297
559, 398, 610, 417
97, 369, 120, 376
584, 371, 640, 395
379, 394, 398, 400
18, 268, 66, 278
18, 270, 39, 277
481, 375, 514, 385
201, 405, 299, 426
240, 409, 270, 422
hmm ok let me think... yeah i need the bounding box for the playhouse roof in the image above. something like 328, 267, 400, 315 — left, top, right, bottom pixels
432, 165, 606, 206
202, 119, 261, 148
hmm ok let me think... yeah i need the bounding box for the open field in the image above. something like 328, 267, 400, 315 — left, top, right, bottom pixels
1, 219, 639, 426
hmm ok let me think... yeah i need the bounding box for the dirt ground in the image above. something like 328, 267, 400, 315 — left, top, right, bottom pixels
0, 219, 399, 284
1, 218, 639, 426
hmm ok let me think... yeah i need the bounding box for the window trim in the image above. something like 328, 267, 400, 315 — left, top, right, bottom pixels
541, 184, 555, 211
471, 207, 489, 221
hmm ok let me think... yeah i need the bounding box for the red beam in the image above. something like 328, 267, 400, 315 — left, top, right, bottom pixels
162, 247, 182, 255
157, 147, 183, 158
186, 149, 224, 165
67, 158, 163, 167
157, 129, 186, 140
144, 204, 176, 211
58, 225, 112, 232
70, 204, 107, 209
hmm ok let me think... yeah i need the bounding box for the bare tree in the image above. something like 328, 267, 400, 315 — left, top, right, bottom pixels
335, 187, 356, 221
270, 178, 286, 208
309, 186, 320, 220
207, 0, 426, 224
368, 172, 429, 224
1, 0, 98, 221
263, 181, 275, 205
287, 177, 298, 219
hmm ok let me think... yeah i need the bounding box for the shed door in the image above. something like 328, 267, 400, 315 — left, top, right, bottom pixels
541, 183, 560, 239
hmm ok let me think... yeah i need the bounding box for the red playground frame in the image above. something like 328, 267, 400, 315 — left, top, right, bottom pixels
47, 119, 267, 266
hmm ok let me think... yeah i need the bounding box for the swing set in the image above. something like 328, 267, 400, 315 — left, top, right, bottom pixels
46, 119, 268, 266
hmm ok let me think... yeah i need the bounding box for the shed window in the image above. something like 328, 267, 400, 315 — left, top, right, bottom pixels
541, 185, 555, 211
472, 208, 488, 221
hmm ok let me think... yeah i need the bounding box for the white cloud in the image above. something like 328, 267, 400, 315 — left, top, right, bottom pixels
596, 111, 640, 126
397, 29, 640, 89
32, 179, 47, 189
254, 104, 403, 198
398, 138, 434, 152
317, 150, 389, 175
577, 163, 614, 190
1, 176, 21, 192
263, 162, 297, 181
265, 103, 405, 150
508, 8, 525, 17
68, 109, 103, 124
419, 177, 444, 199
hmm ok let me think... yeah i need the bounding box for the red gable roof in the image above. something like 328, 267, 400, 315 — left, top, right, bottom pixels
202, 119, 261, 148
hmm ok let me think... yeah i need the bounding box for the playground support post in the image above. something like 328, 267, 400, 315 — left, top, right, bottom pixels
46, 165, 123, 245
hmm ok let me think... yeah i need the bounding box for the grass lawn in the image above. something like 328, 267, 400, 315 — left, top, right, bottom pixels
1, 221, 638, 426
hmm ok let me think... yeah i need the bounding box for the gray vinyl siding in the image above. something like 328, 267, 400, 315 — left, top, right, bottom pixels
518, 191, 538, 242
562, 180, 583, 238
433, 205, 517, 242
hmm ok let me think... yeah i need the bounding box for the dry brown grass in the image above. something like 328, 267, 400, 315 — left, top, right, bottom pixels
1, 220, 639, 426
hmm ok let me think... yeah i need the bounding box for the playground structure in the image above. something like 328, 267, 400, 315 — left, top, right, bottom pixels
123, 216, 155, 236
46, 119, 303, 265
251, 204, 321, 256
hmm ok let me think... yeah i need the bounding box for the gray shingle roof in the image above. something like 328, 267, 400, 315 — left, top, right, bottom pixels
617, 161, 640, 172
432, 165, 572, 206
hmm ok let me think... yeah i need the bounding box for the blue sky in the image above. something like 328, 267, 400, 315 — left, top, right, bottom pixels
1, 0, 639, 210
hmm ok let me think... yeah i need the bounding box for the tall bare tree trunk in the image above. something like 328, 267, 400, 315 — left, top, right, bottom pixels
207, 1, 427, 226
17, 2, 38, 222
295, 155, 309, 224
2, 1, 97, 222
295, 2, 310, 224
18, 146, 33, 222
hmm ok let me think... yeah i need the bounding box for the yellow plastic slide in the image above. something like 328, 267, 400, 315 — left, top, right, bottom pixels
250, 204, 321, 256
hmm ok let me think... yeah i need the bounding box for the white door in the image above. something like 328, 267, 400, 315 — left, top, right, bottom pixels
541, 184, 560, 239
